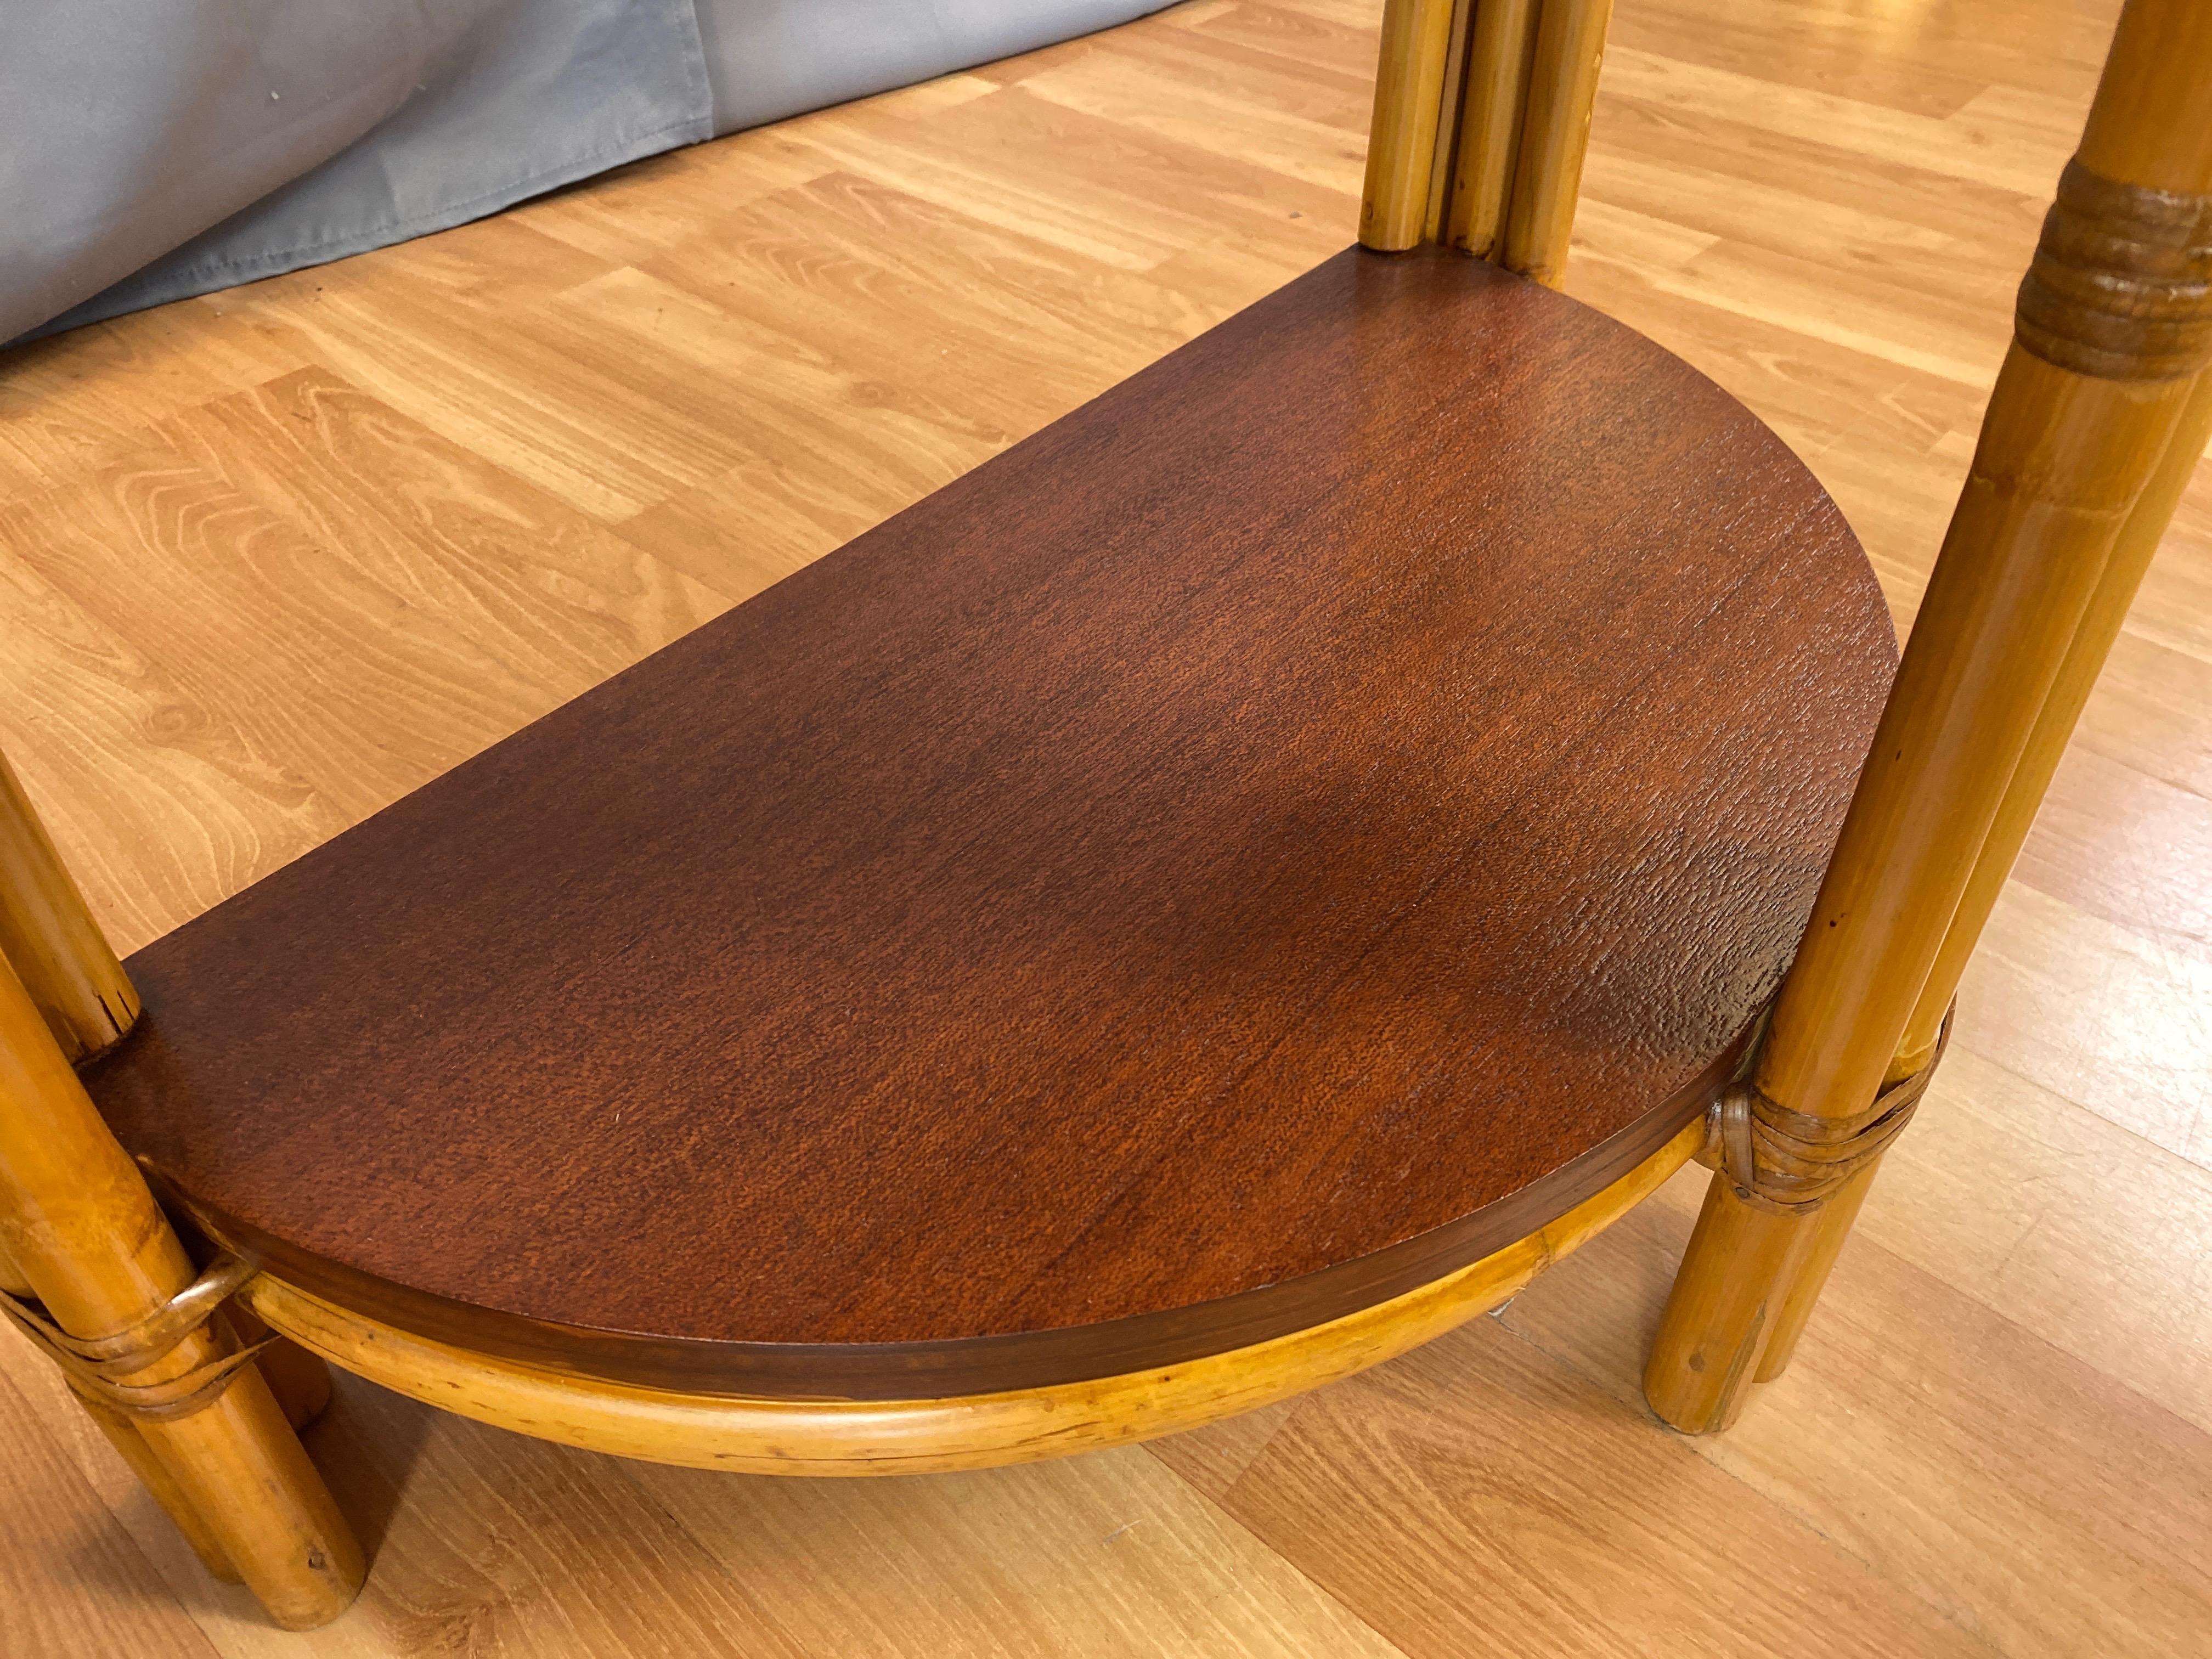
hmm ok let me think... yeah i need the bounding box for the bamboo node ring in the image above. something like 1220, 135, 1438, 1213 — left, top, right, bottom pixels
1697, 1008, 1953, 1216
2015, 160, 2212, 381
0, 1252, 273, 1423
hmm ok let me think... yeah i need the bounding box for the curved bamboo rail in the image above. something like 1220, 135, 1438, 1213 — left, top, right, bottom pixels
244, 1122, 1703, 1476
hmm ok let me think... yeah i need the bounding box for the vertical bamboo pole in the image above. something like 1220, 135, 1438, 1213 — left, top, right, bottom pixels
1751, 368, 2212, 1385
8, 1229, 245, 1575
1, 738, 343, 1535
1360, 0, 1460, 251
0, 751, 139, 1064
1500, 0, 1614, 286
1747, 1154, 1875, 1385
1891, 370, 2212, 1081
1444, 0, 1542, 258
1645, 0, 2212, 1433
4, 1233, 240, 1579
0, 955, 364, 1627
1420, 1, 1477, 244
76, 1387, 248, 1582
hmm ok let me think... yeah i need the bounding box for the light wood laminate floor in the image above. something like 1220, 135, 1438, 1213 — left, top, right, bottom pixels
3, 2, 2207, 1655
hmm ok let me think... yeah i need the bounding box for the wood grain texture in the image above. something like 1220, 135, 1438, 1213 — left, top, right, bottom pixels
5, 0, 2211, 1654
1495, 1163, 2212, 1659
84, 247, 1891, 1398
620, 1444, 1407, 1659
1206, 1312, 2011, 1659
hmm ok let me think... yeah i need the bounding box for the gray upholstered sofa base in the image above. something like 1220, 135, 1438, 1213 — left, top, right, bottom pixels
4, 0, 1170, 345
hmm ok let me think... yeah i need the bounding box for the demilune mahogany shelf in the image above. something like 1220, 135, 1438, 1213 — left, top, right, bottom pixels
85, 246, 1895, 1401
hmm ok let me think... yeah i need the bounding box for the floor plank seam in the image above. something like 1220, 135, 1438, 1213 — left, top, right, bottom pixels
1139, 1430, 1422, 1659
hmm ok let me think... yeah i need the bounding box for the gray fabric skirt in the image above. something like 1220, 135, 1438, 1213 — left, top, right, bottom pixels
4, 0, 1169, 345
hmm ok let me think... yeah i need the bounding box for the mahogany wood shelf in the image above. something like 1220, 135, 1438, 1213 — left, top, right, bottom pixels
84, 247, 1895, 1401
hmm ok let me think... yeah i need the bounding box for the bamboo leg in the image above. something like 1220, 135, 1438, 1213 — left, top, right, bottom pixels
1644, 1178, 1813, 1432
1647, 0, 2212, 1433
74, 1386, 246, 1583
1649, 342, 2198, 1430
1752, 370, 2212, 1386
1443, 0, 1539, 258
0, 956, 363, 1628
1500, 0, 1614, 287
0, 751, 139, 1064
4, 1234, 241, 1581
1359, 0, 1460, 251
1748, 1154, 1881, 1385
0, 741, 347, 1598
143, 1367, 366, 1627
0, 751, 244, 1581
1895, 369, 2212, 1080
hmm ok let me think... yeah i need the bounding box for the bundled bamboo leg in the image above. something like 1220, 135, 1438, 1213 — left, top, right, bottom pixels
1753, 369, 2212, 1386
0, 751, 138, 1063
74, 1385, 246, 1583
1367, 0, 1612, 272
1646, 0, 2212, 1432
0, 757, 248, 1582
1892, 368, 2212, 1083
0, 953, 364, 1627
1745, 1154, 1880, 1387
1359, 0, 1460, 251
1500, 0, 1615, 286
1444, 0, 1540, 258
3, 1234, 240, 1581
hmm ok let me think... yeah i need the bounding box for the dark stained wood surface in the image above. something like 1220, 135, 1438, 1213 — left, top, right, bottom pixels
85, 247, 1896, 1400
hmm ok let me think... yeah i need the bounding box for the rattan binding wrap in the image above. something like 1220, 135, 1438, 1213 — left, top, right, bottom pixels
0, 1252, 272, 1423
2015, 160, 2212, 382
1698, 1007, 1953, 1217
